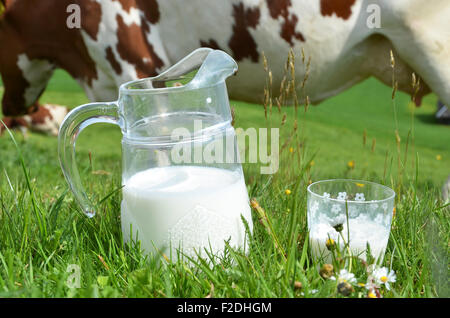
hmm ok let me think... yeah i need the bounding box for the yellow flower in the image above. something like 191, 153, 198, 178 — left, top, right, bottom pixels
368, 291, 377, 298
347, 160, 355, 169
356, 183, 365, 188
289, 147, 294, 153
436, 155, 442, 161
285, 189, 291, 195
310, 160, 315, 167
357, 283, 366, 288
325, 238, 335, 250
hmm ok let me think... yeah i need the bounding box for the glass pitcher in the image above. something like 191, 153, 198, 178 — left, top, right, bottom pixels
58, 48, 253, 260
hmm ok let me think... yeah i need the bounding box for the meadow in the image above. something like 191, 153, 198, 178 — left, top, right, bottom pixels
0, 68, 448, 298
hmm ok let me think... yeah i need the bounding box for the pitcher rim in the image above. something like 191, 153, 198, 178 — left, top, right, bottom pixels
119, 78, 226, 95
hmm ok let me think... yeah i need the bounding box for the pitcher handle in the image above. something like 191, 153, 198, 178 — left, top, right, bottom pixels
58, 102, 120, 217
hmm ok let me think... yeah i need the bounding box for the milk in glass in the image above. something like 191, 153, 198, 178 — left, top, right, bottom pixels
309, 218, 390, 263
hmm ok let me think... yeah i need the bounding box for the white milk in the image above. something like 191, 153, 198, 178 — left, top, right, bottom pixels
121, 166, 252, 260
309, 218, 390, 263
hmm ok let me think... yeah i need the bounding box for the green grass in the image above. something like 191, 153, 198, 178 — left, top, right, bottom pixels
0, 70, 448, 298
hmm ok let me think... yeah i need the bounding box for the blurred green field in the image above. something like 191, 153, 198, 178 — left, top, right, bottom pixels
1, 70, 448, 189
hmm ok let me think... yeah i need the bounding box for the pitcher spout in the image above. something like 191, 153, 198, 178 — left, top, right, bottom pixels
189, 49, 238, 88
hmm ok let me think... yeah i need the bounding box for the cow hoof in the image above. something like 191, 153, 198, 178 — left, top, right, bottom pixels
0, 104, 69, 137
0, 116, 28, 136
26, 104, 70, 136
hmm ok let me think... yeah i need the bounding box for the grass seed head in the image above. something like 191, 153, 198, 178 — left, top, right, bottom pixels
390, 50, 395, 68
319, 264, 334, 279
250, 198, 260, 209
281, 113, 287, 125
262, 52, 268, 72
392, 80, 398, 100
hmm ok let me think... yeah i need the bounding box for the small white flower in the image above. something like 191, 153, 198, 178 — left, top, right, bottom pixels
372, 267, 396, 290
331, 204, 341, 215
365, 279, 379, 291
337, 192, 347, 201
364, 278, 381, 298
355, 193, 365, 202
323, 192, 331, 199
300, 289, 318, 297
330, 269, 356, 284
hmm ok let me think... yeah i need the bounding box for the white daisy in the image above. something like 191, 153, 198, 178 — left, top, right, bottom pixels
330, 214, 346, 227
355, 193, 365, 201
323, 192, 331, 199
365, 276, 380, 291
372, 267, 396, 290
330, 269, 356, 284
318, 214, 333, 225
337, 192, 347, 201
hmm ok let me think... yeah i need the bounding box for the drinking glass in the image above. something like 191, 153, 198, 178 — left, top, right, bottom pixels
307, 179, 395, 262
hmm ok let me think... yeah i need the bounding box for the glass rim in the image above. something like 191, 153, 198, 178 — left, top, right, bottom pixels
307, 179, 396, 204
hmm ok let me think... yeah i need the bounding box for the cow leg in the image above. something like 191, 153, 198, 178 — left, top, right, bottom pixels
1, 102, 69, 137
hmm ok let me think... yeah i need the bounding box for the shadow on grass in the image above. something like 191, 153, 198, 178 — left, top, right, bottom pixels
415, 113, 450, 126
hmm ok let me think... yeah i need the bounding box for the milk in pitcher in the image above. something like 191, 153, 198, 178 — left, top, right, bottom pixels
121, 165, 252, 260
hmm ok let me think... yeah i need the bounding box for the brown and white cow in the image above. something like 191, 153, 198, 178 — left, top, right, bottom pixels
0, 0, 449, 136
